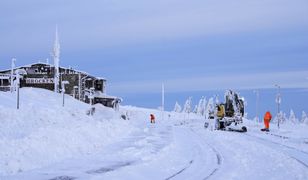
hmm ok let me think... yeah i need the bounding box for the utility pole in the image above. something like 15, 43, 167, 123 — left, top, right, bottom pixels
275, 84, 281, 129
253, 90, 260, 123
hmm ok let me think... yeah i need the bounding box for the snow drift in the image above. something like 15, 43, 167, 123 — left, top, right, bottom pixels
0, 88, 133, 176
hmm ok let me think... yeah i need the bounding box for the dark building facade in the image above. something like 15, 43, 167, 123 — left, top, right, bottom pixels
0, 63, 121, 108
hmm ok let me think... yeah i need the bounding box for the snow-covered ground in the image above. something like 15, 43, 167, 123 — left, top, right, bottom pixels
1, 88, 308, 180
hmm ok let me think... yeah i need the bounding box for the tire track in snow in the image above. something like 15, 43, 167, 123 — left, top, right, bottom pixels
245, 133, 308, 168
165, 160, 194, 180
259, 131, 308, 145
189, 127, 223, 180
164, 125, 223, 180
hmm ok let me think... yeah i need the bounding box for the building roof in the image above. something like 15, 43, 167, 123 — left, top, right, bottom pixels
0, 62, 106, 80
93, 91, 122, 101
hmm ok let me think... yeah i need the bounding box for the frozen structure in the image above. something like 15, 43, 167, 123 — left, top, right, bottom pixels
0, 29, 121, 109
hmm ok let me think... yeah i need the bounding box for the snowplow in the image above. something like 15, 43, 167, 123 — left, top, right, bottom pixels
205, 90, 247, 133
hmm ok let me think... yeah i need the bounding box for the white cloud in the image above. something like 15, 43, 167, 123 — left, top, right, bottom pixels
109, 71, 308, 93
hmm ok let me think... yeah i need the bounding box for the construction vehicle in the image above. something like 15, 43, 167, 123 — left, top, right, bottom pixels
205, 90, 247, 132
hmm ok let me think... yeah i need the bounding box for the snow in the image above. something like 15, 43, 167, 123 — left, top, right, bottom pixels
1, 88, 308, 180
0, 88, 134, 177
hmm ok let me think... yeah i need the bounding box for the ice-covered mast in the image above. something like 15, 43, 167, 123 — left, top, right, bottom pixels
53, 26, 60, 93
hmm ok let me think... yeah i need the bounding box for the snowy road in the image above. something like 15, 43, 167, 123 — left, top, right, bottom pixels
2, 112, 308, 180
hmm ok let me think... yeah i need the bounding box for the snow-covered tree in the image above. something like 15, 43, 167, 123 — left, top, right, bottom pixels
193, 105, 198, 114
301, 111, 308, 125
205, 97, 215, 119
215, 95, 219, 105
173, 101, 182, 113
197, 96, 207, 116
183, 97, 192, 113
289, 109, 298, 124
272, 111, 287, 124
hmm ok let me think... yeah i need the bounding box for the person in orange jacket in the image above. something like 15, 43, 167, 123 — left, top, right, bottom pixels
261, 111, 272, 132
150, 114, 155, 124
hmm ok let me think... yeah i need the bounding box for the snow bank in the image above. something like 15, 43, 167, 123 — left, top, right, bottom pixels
0, 88, 134, 176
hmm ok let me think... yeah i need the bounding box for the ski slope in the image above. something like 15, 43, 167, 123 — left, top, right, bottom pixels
1, 88, 308, 180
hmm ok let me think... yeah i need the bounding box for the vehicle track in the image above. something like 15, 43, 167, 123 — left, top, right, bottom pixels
244, 133, 308, 168
164, 125, 223, 180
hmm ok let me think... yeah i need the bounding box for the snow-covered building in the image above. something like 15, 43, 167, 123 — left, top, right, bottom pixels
0, 28, 121, 108
0, 63, 121, 108
0, 62, 121, 108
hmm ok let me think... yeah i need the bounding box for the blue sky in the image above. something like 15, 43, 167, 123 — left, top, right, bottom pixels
1, 0, 308, 116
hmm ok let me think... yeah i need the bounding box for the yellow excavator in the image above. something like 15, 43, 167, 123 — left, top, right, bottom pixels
205, 90, 247, 132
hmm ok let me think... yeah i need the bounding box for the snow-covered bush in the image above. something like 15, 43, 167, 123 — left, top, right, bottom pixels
173, 101, 182, 113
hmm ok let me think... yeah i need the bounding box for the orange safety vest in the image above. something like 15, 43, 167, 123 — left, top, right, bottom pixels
264, 111, 272, 121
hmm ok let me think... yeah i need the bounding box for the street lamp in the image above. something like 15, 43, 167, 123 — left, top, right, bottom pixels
89, 87, 95, 115
275, 84, 282, 129
73, 86, 78, 99
10, 58, 16, 93
61, 81, 69, 107
14, 69, 27, 109
253, 90, 260, 123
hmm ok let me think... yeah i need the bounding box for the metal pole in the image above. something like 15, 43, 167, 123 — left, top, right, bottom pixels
17, 81, 20, 109
61, 81, 69, 107
62, 83, 65, 107
256, 90, 259, 122
275, 84, 281, 129
11, 58, 16, 93
16, 74, 20, 109
62, 90, 65, 107
254, 90, 259, 122
78, 73, 81, 101
162, 83, 164, 121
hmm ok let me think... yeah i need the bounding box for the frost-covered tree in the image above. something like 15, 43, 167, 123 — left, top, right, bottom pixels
301, 111, 308, 125
193, 105, 198, 114
215, 95, 219, 105
289, 109, 298, 124
183, 97, 192, 113
272, 111, 287, 124
205, 97, 215, 119
173, 101, 182, 113
197, 96, 207, 116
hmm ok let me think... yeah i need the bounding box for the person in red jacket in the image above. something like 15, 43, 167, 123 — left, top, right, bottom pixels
150, 114, 155, 124
261, 111, 272, 132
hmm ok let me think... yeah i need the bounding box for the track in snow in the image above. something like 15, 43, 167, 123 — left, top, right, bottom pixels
164, 124, 223, 180
244, 133, 308, 168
